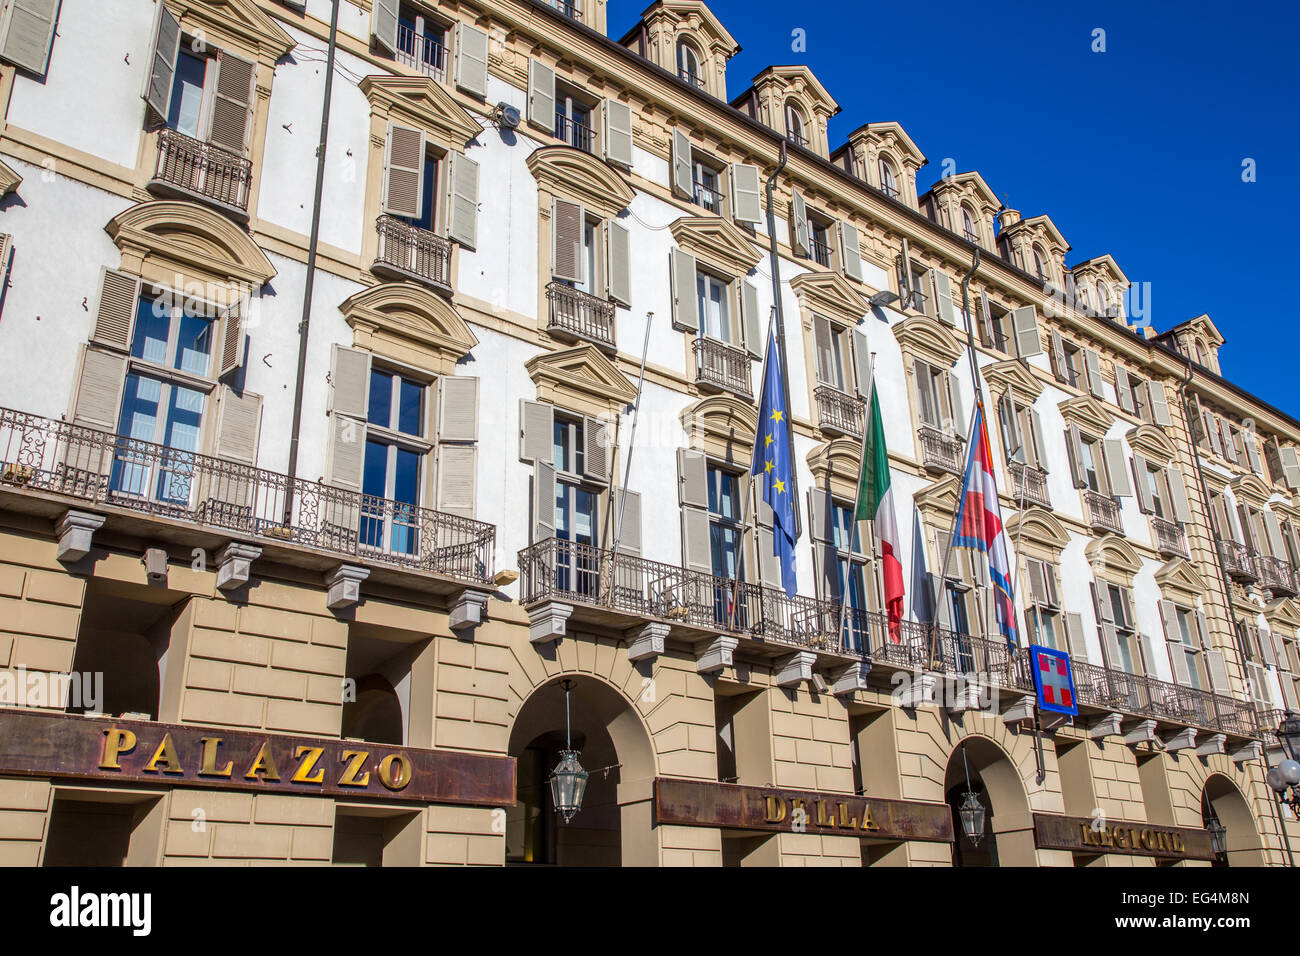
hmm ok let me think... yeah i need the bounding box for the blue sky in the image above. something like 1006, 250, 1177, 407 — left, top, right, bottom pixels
608, 0, 1300, 412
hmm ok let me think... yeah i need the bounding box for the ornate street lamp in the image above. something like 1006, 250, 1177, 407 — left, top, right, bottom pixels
548, 680, 588, 824
1267, 712, 1300, 815
1278, 711, 1300, 761
958, 744, 986, 846
1206, 817, 1227, 858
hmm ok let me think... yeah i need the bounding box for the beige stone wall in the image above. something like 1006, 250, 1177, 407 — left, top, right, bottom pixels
0, 775, 51, 866
0, 530, 84, 709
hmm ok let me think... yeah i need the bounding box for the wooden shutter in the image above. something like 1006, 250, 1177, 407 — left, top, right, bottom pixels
729, 164, 762, 224
1114, 367, 1134, 414
446, 151, 479, 249
998, 395, 1021, 463
931, 270, 956, 327
1281, 445, 1300, 490
603, 98, 633, 166
1103, 439, 1131, 497
1158, 601, 1190, 685
809, 490, 838, 600
519, 399, 554, 462
605, 219, 631, 308
208, 51, 255, 154
1029, 409, 1047, 471
1092, 582, 1122, 670
1027, 558, 1048, 606
527, 59, 555, 132
1244, 432, 1264, 475
582, 416, 609, 484
611, 488, 642, 556
671, 128, 693, 198
71, 347, 127, 430
1257, 625, 1279, 667
677, 448, 708, 507
789, 188, 809, 257
852, 328, 871, 399
1011, 306, 1041, 357
454, 24, 488, 98
219, 297, 246, 378
326, 411, 366, 491
1050, 329, 1067, 383
838, 221, 864, 281
329, 345, 371, 419
90, 268, 139, 351
437, 376, 480, 517
0, 0, 58, 76
1205, 649, 1231, 695
678, 449, 710, 571
551, 198, 585, 284
1064, 612, 1089, 663
371, 0, 399, 53
944, 370, 964, 437
1132, 454, 1153, 513
1147, 381, 1172, 427
143, 1, 181, 120
1165, 467, 1192, 523
1220, 420, 1238, 464
436, 444, 477, 517
669, 248, 698, 332
1264, 510, 1287, 558
740, 281, 761, 359
1065, 425, 1086, 489
977, 291, 994, 347
532, 460, 556, 543
1084, 349, 1104, 399
681, 504, 711, 573
214, 387, 262, 465
382, 123, 425, 220
437, 376, 478, 443
757, 525, 781, 588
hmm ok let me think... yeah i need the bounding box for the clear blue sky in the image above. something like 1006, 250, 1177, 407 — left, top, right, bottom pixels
609, 0, 1300, 412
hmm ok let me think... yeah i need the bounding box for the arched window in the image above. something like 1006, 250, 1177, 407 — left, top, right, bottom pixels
1032, 245, 1049, 281
878, 156, 899, 200
677, 40, 703, 89
1096, 282, 1111, 315
784, 102, 807, 147
960, 205, 978, 243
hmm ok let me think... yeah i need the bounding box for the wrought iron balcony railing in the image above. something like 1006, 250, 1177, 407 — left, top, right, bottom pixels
546, 0, 580, 18
0, 407, 494, 586
918, 425, 962, 476
1218, 538, 1258, 582
785, 129, 808, 148
678, 69, 705, 90
808, 235, 833, 268
1069, 659, 1260, 738
1254, 553, 1297, 597
1152, 515, 1190, 559
554, 113, 595, 153
691, 180, 725, 215
546, 282, 615, 352
813, 385, 865, 439
1008, 461, 1051, 509
373, 215, 453, 293
1083, 489, 1123, 535
148, 128, 251, 218
693, 337, 752, 398
394, 25, 447, 82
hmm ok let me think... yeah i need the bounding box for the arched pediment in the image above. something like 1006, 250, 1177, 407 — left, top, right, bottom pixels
173, 0, 295, 63
1058, 395, 1113, 436
106, 200, 275, 290
983, 358, 1043, 406
682, 394, 758, 465
1264, 597, 1300, 632
359, 75, 481, 151
669, 216, 761, 277
526, 345, 638, 416
0, 159, 20, 196
1085, 534, 1141, 577
527, 146, 635, 220
1230, 473, 1272, 507
892, 314, 962, 369
806, 437, 869, 484
1004, 507, 1069, 552
340, 282, 478, 373
1126, 423, 1177, 464
790, 271, 868, 325
1154, 557, 1208, 596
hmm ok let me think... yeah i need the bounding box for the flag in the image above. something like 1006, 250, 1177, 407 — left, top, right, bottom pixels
855, 385, 904, 642
951, 404, 1019, 649
752, 321, 797, 597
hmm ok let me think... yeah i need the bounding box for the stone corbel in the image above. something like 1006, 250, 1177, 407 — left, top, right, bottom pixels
627, 622, 668, 663
1123, 719, 1158, 747
894, 672, 936, 709
449, 589, 490, 639
1196, 733, 1227, 757
1231, 741, 1263, 764
1090, 713, 1123, 740
216, 542, 262, 592
775, 651, 816, 689
831, 661, 870, 696
326, 565, 370, 610
528, 601, 572, 645
1002, 695, 1036, 728
1162, 727, 1198, 753
947, 681, 985, 715
696, 636, 738, 674
56, 510, 105, 563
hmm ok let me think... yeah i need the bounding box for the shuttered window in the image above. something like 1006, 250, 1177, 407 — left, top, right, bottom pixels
0, 0, 60, 76
1025, 558, 1062, 649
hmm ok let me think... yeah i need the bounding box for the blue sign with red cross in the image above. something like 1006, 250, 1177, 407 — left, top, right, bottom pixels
1029, 644, 1077, 716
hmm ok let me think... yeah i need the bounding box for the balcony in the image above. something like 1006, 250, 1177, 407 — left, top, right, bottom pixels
394, 25, 446, 82
808, 235, 833, 268
1069, 659, 1261, 738
1218, 539, 1258, 583
1008, 461, 1050, 509
813, 386, 865, 439
691, 180, 725, 215
1152, 515, 1190, 559
693, 337, 752, 398
678, 69, 705, 90
546, 282, 615, 353
372, 215, 453, 294
148, 128, 251, 220
518, 537, 842, 655
1254, 553, 1297, 597
554, 113, 595, 153
918, 425, 962, 476
785, 129, 808, 149
0, 407, 494, 590
1083, 489, 1123, 536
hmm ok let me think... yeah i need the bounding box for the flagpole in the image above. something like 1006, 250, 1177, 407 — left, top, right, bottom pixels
838, 353, 874, 654
608, 311, 654, 607
928, 402, 979, 671
729, 308, 776, 631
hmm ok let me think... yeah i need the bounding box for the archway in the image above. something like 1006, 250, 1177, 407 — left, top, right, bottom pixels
1201, 774, 1265, 867
506, 674, 656, 867
944, 736, 1036, 866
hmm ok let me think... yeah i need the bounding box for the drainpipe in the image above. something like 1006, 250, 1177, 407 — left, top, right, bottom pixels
284, 0, 341, 522
763, 141, 800, 534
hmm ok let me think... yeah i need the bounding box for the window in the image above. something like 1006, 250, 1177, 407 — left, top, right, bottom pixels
395, 3, 448, 81
168, 48, 211, 139
696, 270, 734, 344
1095, 581, 1141, 675
996, 395, 1044, 469
982, 300, 1011, 352
546, 0, 580, 19
813, 316, 847, 392
914, 359, 957, 432
553, 415, 599, 594
1032, 245, 1049, 282
784, 102, 807, 146
677, 40, 703, 88
1025, 558, 1062, 649
1140, 462, 1166, 519
555, 83, 596, 153
691, 157, 726, 215
898, 259, 930, 314
878, 157, 899, 200
707, 465, 746, 626
806, 212, 833, 268
150, 28, 254, 157
362, 367, 429, 555
1078, 435, 1104, 494
961, 206, 978, 244
831, 501, 870, 651
1172, 605, 1204, 690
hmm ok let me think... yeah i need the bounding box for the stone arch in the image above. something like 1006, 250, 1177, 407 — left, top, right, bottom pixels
1086, 534, 1142, 579
681, 393, 758, 466
1200, 771, 1266, 866
944, 733, 1037, 866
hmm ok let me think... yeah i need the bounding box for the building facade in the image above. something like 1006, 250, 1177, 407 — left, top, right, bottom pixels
0, 0, 1296, 866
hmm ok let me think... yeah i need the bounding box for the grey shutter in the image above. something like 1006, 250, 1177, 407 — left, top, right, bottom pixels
1245, 432, 1264, 475
998, 395, 1022, 463
669, 248, 698, 332
1064, 612, 1089, 663
436, 445, 477, 517
932, 270, 956, 327
438, 376, 479, 443
519, 399, 554, 462
1147, 381, 1172, 427
1281, 446, 1300, 490
582, 416, 609, 484
1205, 649, 1231, 695
208, 52, 255, 154
1132, 454, 1153, 514
1115, 367, 1134, 414
1050, 329, 1067, 383
1264, 510, 1287, 558
1093, 583, 1122, 670
741, 281, 761, 359
1065, 424, 1086, 489
1258, 625, 1279, 667
790, 188, 808, 257
758, 525, 781, 589
1103, 439, 1131, 497
838, 221, 864, 281
1266, 437, 1286, 485
1166, 467, 1192, 523
446, 151, 479, 250
215, 387, 262, 464
1030, 409, 1047, 471
436, 376, 479, 516
551, 198, 585, 284
382, 123, 425, 220
219, 297, 246, 378
71, 347, 127, 430
329, 346, 371, 419
809, 488, 833, 544
1084, 349, 1105, 399
532, 460, 556, 543
0, 0, 59, 76
852, 328, 871, 399
90, 268, 139, 351
1011, 306, 1041, 357
372, 0, 399, 53
1027, 559, 1048, 606
605, 219, 631, 307
454, 24, 488, 98
679, 449, 710, 571
944, 370, 964, 438
1220, 420, 1238, 464
603, 98, 633, 166
527, 59, 555, 132
681, 504, 711, 573
671, 128, 693, 198
677, 448, 708, 507
729, 164, 762, 224
143, 1, 181, 121
612, 488, 642, 556
1283, 673, 1300, 712
1158, 601, 1190, 685
326, 412, 366, 491
978, 291, 994, 347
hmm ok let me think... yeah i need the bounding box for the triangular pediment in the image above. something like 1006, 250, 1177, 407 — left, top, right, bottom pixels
1005, 507, 1069, 552
1058, 395, 1114, 436
913, 475, 960, 519
1070, 253, 1129, 287
925, 170, 997, 208
747, 65, 839, 114
983, 358, 1043, 405
341, 282, 478, 369
175, 0, 295, 62
526, 146, 635, 220
1014, 214, 1069, 253
0, 159, 20, 196
669, 216, 761, 277
1127, 423, 1177, 464
1265, 597, 1300, 631
1154, 557, 1208, 596
635, 1, 739, 54
1184, 313, 1225, 348
526, 345, 639, 410
893, 314, 963, 369
1085, 534, 1141, 576
360, 75, 481, 151
790, 271, 868, 323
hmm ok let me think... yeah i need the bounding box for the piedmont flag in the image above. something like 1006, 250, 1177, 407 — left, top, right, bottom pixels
951, 404, 1019, 649
855, 384, 904, 642
751, 321, 798, 597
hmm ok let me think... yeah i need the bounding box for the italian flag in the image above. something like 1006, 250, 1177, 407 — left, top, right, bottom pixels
856, 387, 905, 642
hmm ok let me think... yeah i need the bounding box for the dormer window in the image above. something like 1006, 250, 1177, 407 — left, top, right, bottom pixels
961, 206, 978, 244
677, 40, 704, 89
1032, 245, 1049, 281
784, 103, 807, 147
878, 157, 899, 201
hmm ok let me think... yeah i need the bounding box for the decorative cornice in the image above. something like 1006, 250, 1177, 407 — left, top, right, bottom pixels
105, 199, 276, 287
1005, 507, 1070, 552
1264, 597, 1300, 632
983, 358, 1043, 406
892, 314, 963, 368
1086, 534, 1142, 577
1230, 472, 1273, 507
669, 215, 761, 276
1126, 423, 1177, 464
682, 393, 757, 451
359, 74, 482, 150
806, 436, 867, 484
790, 270, 868, 325
340, 282, 479, 370
526, 145, 635, 219
526, 344, 639, 410
0, 159, 21, 196
168, 0, 295, 63
1058, 395, 1114, 436
1154, 557, 1208, 596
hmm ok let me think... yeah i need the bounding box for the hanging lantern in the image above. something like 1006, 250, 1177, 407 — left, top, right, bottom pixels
959, 790, 986, 846
1206, 818, 1227, 857
548, 680, 587, 823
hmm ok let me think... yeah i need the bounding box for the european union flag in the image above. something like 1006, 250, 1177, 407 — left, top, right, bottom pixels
751, 320, 798, 597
